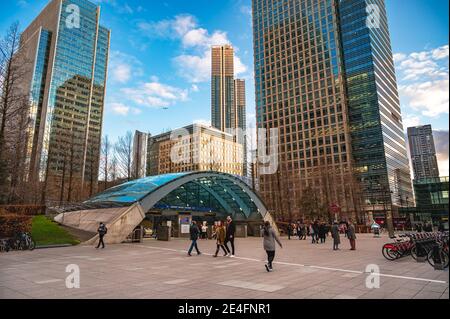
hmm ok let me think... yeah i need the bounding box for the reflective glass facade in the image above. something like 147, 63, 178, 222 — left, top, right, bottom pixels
26, 29, 52, 176
339, 0, 413, 210
252, 0, 413, 219
21, 0, 110, 201
252, 0, 355, 217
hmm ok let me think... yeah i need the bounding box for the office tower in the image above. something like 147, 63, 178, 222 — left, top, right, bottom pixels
132, 131, 149, 179
211, 45, 235, 131
211, 45, 247, 176
408, 125, 440, 180
147, 124, 243, 177
252, 0, 413, 221
19, 0, 110, 201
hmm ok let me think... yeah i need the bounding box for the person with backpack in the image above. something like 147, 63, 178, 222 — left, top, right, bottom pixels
96, 223, 108, 249
263, 221, 283, 272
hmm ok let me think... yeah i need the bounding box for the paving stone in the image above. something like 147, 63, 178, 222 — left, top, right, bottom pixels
0, 235, 448, 299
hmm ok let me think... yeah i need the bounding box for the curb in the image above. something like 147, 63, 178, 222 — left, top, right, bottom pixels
35, 244, 75, 249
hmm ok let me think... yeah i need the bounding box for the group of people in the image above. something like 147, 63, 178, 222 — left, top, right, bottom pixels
188, 217, 282, 272
287, 219, 357, 251
188, 216, 236, 258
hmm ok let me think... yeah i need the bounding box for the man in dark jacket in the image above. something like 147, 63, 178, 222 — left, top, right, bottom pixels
347, 219, 357, 251
96, 223, 108, 249
224, 216, 236, 257
188, 221, 201, 256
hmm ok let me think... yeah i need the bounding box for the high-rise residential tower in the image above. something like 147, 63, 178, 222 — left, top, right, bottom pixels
408, 125, 440, 181
252, 0, 413, 221
211, 45, 235, 132
19, 0, 110, 201
211, 45, 247, 176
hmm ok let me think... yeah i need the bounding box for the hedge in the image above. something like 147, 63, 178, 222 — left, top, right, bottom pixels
0, 214, 32, 238
0, 205, 46, 216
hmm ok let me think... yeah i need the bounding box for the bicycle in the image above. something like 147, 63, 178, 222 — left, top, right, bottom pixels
427, 234, 449, 269
382, 235, 414, 260
20, 232, 36, 251
0, 239, 11, 253
9, 232, 36, 251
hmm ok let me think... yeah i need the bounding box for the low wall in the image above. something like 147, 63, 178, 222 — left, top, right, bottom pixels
54, 204, 146, 244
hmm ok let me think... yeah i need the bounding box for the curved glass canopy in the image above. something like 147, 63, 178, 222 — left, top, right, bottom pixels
85, 172, 268, 220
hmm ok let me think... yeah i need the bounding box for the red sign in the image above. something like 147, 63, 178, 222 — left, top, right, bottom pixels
330, 204, 341, 214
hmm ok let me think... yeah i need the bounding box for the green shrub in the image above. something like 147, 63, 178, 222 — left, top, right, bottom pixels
0, 214, 32, 238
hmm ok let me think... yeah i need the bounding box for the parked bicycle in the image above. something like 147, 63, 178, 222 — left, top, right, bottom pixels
0, 239, 11, 253
382, 231, 449, 264
382, 234, 415, 260
4, 232, 36, 251
427, 233, 449, 269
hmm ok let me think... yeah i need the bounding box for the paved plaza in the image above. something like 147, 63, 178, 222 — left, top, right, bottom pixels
0, 234, 448, 299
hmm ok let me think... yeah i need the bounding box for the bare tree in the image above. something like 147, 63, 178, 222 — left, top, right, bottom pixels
109, 154, 119, 184
115, 131, 133, 181
100, 135, 111, 190
0, 22, 33, 204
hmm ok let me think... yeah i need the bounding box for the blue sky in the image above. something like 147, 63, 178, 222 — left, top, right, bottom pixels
2, 0, 449, 174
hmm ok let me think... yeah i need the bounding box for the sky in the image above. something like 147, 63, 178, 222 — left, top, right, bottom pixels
1, 0, 449, 176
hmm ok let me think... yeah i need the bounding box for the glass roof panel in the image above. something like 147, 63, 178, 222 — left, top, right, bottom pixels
85, 173, 188, 204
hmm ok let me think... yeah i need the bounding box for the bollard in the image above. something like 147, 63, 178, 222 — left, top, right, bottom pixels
415, 240, 428, 263
432, 245, 444, 270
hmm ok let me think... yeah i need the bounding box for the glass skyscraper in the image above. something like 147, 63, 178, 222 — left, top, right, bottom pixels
252, 0, 413, 221
20, 0, 110, 201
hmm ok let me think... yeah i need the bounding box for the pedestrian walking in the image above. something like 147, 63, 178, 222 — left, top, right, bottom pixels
319, 222, 327, 243
331, 221, 341, 251
213, 221, 228, 257
201, 222, 208, 239
263, 221, 282, 272
96, 222, 108, 249
224, 216, 236, 257
310, 223, 316, 244
347, 219, 357, 250
287, 223, 292, 240
313, 220, 320, 244
188, 221, 201, 256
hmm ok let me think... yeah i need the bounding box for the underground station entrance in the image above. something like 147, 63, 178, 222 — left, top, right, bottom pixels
55, 172, 273, 244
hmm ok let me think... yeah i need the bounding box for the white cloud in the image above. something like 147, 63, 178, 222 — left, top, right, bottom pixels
121, 80, 188, 108
109, 102, 141, 116
402, 115, 421, 130
139, 14, 249, 84
174, 52, 211, 83
395, 44, 449, 118
395, 44, 448, 81
432, 45, 449, 60
109, 51, 143, 83
399, 79, 449, 117
174, 49, 248, 83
